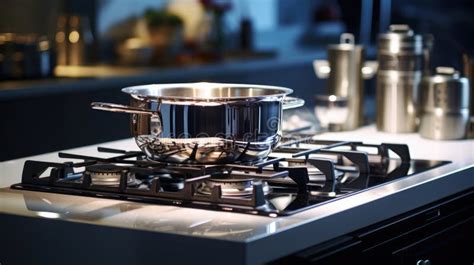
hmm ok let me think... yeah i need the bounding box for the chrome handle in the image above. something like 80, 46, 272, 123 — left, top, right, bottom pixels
282, 97, 305, 110
313, 60, 331, 79
91, 102, 163, 136
313, 60, 378, 79
362, 61, 378, 79
91, 102, 155, 115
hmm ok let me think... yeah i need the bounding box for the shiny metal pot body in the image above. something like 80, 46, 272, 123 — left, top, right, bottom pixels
419, 67, 470, 140
92, 82, 304, 164
376, 25, 430, 133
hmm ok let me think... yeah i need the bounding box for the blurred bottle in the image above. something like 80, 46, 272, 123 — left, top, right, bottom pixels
56, 15, 94, 66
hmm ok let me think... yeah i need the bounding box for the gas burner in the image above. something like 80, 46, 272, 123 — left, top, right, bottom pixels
85, 164, 135, 186
11, 140, 450, 216
138, 173, 185, 192
198, 178, 271, 197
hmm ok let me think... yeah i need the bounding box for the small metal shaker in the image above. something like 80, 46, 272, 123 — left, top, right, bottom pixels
463, 54, 474, 138
313, 33, 377, 130
376, 25, 432, 133
419, 67, 470, 140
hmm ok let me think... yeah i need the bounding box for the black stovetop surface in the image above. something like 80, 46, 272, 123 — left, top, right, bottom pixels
11, 137, 450, 216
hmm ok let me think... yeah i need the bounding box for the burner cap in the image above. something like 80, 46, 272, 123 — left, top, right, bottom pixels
85, 164, 124, 173
85, 164, 134, 186
198, 178, 270, 197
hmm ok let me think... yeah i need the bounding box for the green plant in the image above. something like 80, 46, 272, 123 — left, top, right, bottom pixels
144, 9, 183, 28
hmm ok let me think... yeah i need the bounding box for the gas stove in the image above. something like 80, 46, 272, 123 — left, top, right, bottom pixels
10, 135, 449, 216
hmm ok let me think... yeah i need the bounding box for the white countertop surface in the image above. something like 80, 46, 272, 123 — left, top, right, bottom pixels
1, 125, 473, 264
2, 126, 472, 187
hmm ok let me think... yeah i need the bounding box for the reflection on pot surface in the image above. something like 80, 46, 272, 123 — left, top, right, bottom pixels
133, 99, 282, 163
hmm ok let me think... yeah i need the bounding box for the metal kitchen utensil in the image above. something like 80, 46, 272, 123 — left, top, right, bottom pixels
419, 67, 470, 140
313, 33, 377, 131
314, 94, 349, 132
92, 82, 304, 164
463, 54, 474, 138
376, 25, 433, 133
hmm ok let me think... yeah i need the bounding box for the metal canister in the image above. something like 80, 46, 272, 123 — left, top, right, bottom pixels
376, 25, 429, 133
463, 54, 474, 116
419, 67, 470, 140
463, 54, 474, 138
313, 33, 377, 130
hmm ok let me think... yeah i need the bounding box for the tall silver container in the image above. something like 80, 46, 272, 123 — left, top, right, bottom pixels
313, 34, 377, 130
327, 34, 364, 130
376, 25, 428, 133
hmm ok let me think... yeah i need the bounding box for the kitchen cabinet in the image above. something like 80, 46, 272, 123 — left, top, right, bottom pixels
278, 189, 474, 264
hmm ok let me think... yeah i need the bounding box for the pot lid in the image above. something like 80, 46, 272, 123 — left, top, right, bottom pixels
121, 82, 293, 102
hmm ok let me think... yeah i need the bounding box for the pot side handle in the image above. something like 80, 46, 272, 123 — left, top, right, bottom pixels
91, 102, 163, 136
282, 97, 305, 110
91, 102, 155, 115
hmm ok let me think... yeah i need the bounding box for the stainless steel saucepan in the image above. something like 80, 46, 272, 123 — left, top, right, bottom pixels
91, 82, 304, 164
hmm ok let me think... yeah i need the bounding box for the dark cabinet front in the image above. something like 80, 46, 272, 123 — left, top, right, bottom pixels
277, 189, 474, 265
391, 217, 473, 265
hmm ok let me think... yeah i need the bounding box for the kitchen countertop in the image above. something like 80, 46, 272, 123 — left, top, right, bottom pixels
0, 125, 473, 264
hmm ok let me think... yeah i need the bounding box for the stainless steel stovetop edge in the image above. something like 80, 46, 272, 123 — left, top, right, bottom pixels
1, 162, 471, 265
245, 163, 474, 264
1, 126, 473, 265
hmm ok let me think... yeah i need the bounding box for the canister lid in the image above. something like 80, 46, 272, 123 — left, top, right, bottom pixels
388, 24, 413, 35
420, 66, 470, 111
430, 67, 462, 83
378, 24, 423, 54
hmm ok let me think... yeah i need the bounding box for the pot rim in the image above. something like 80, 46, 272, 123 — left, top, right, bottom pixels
121, 82, 293, 102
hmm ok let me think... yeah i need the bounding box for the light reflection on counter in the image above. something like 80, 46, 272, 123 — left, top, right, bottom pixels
36, 211, 61, 219
7, 189, 291, 240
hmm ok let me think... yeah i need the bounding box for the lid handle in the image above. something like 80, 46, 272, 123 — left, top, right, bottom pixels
340, 33, 355, 45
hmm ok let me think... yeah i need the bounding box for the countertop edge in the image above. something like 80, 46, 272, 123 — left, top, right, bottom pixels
245, 165, 474, 264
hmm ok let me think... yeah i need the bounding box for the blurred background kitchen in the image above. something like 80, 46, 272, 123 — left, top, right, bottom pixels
1, 0, 474, 161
